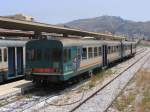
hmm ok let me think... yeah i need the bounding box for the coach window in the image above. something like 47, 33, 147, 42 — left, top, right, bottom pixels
108, 46, 111, 54
26, 48, 41, 61
64, 48, 71, 63
53, 49, 61, 62
112, 46, 114, 53
117, 46, 119, 51
88, 47, 93, 58
110, 46, 112, 53
113, 46, 115, 52
99, 47, 101, 56
114, 46, 116, 52
0, 49, 2, 62
77, 48, 81, 60
82, 48, 87, 60
44, 48, 51, 60
94, 47, 98, 57
4, 48, 7, 62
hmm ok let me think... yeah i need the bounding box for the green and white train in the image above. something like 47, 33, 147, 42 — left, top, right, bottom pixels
25, 38, 136, 83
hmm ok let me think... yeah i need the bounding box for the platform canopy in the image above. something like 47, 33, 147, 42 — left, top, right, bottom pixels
0, 16, 125, 40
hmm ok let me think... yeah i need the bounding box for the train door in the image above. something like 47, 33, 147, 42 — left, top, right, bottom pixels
63, 46, 80, 74
71, 46, 81, 71
16, 47, 23, 75
63, 48, 72, 74
102, 45, 107, 67
8, 47, 16, 78
71, 47, 78, 71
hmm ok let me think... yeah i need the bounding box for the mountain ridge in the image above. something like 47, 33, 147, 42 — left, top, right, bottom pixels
64, 16, 150, 39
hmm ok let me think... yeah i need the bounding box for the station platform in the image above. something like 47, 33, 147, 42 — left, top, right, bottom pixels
0, 80, 32, 99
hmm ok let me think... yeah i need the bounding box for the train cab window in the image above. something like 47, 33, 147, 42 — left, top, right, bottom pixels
99, 47, 101, 56
36, 49, 41, 60
27, 49, 42, 61
82, 48, 87, 60
88, 47, 93, 58
4, 48, 7, 62
0, 49, 2, 62
114, 46, 116, 52
94, 47, 98, 57
64, 48, 71, 63
52, 49, 61, 62
44, 48, 51, 60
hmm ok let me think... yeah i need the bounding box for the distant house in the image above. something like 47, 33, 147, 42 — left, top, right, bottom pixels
3, 13, 34, 22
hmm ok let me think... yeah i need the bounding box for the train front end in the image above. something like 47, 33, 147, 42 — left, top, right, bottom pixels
25, 40, 63, 83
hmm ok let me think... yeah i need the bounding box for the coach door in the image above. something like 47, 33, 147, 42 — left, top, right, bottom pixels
8, 47, 16, 78
71, 46, 81, 71
102, 45, 107, 67
16, 47, 23, 75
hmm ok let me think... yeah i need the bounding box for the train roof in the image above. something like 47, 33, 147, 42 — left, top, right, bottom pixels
122, 41, 137, 45
53, 38, 121, 46
27, 38, 137, 47
0, 39, 27, 47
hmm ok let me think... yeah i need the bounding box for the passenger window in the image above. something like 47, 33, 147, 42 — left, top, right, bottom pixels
114, 46, 116, 52
88, 47, 93, 58
82, 48, 87, 60
99, 47, 101, 56
64, 48, 71, 63
94, 47, 98, 57
77, 48, 81, 59
108, 46, 111, 54
110, 46, 113, 53
116, 46, 119, 52
0, 49, 2, 62
4, 48, 7, 62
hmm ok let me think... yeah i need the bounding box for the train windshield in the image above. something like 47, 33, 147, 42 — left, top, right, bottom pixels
26, 48, 61, 73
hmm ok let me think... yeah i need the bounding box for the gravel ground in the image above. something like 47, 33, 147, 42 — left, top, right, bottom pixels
22, 48, 150, 112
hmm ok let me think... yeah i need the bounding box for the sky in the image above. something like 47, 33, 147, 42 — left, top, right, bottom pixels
0, 0, 150, 24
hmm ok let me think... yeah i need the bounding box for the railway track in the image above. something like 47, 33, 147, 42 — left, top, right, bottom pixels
104, 53, 150, 112
0, 48, 147, 112
69, 49, 150, 112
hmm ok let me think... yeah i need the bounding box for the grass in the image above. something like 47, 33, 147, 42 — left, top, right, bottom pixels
136, 69, 150, 112
112, 69, 150, 112
76, 69, 114, 92
114, 92, 136, 111
88, 69, 114, 89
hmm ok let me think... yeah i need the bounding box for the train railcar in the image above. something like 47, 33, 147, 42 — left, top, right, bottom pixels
25, 38, 132, 83
122, 41, 136, 58
105, 41, 121, 65
0, 40, 27, 83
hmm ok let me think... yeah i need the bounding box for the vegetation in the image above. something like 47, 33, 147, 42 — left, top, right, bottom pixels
112, 69, 150, 112
88, 69, 113, 89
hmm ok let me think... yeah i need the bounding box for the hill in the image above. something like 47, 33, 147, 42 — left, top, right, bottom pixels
65, 16, 150, 40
